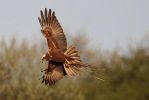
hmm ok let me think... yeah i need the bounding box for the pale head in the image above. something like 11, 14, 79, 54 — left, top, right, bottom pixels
41, 52, 53, 62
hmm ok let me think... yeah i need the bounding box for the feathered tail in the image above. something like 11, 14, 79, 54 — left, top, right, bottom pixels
63, 46, 85, 76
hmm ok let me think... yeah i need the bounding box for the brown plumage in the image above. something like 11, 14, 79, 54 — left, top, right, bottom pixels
38, 8, 85, 85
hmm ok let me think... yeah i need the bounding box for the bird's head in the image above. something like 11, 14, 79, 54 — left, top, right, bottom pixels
41, 52, 53, 62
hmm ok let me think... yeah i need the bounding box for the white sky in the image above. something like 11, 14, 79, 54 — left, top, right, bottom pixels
0, 0, 149, 49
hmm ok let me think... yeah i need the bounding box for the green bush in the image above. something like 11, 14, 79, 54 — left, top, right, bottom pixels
0, 35, 149, 100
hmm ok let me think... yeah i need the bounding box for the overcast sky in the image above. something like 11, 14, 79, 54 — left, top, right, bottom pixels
0, 0, 149, 49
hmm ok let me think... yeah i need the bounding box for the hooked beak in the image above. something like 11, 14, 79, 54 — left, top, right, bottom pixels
41, 54, 46, 63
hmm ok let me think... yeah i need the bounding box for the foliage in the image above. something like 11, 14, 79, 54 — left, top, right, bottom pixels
0, 35, 149, 100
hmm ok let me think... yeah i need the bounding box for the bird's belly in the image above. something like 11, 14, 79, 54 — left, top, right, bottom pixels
51, 49, 65, 62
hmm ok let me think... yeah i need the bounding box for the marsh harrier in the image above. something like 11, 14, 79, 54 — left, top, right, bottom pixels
38, 8, 87, 85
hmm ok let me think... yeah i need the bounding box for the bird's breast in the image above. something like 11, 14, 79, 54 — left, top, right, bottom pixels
50, 49, 65, 62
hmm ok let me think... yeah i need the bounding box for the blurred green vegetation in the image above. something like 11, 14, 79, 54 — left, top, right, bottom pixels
0, 35, 149, 100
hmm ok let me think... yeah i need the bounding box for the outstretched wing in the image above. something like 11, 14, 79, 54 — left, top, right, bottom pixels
38, 8, 67, 51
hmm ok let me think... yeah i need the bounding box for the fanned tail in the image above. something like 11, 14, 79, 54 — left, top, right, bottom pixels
63, 46, 83, 76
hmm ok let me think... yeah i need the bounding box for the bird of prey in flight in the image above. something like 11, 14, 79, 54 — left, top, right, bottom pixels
38, 8, 87, 85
